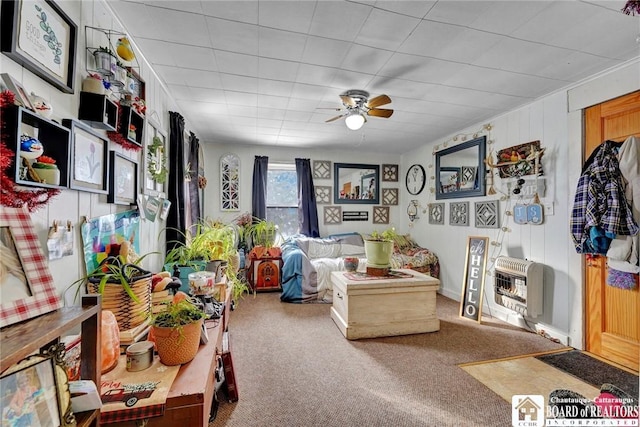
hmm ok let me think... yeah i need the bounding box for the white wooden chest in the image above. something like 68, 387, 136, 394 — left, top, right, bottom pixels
330, 269, 440, 340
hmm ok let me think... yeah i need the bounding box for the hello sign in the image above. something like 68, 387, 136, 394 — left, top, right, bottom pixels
459, 236, 489, 323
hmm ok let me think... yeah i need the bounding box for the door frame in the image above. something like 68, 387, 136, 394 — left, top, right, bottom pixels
566, 61, 639, 350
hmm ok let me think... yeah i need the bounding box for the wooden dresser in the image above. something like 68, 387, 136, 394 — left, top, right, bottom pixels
330, 269, 440, 340
107, 288, 233, 426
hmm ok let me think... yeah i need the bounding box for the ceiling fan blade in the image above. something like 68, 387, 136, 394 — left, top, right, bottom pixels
366, 94, 391, 108
367, 108, 393, 118
325, 114, 346, 123
340, 95, 356, 108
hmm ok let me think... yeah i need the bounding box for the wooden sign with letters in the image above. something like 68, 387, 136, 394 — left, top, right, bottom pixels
459, 236, 489, 323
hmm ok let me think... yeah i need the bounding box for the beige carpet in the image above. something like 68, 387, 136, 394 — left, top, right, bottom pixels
460, 351, 600, 403
210, 292, 569, 427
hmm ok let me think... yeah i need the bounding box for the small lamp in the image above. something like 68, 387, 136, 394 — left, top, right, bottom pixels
345, 112, 365, 130
407, 200, 419, 222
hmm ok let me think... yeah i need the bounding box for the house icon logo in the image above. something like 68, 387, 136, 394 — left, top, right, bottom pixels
512, 395, 544, 427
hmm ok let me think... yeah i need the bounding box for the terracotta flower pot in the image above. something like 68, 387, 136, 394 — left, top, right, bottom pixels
151, 318, 203, 366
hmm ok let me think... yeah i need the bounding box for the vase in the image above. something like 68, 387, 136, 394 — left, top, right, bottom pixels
364, 240, 394, 268
93, 51, 115, 76
152, 318, 203, 366
343, 257, 359, 272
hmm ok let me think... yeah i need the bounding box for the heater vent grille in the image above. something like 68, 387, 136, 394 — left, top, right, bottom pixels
494, 256, 543, 318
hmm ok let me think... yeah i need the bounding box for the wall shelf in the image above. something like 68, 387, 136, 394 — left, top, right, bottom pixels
3, 105, 70, 189
78, 91, 119, 131
119, 105, 144, 146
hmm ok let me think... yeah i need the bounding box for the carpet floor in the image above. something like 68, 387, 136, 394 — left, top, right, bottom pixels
209, 292, 574, 427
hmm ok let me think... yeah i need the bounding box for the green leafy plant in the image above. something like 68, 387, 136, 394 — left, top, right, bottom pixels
95, 46, 115, 56
367, 227, 397, 242
147, 136, 168, 184
68, 252, 158, 303
151, 297, 205, 329
164, 220, 236, 266
245, 217, 279, 248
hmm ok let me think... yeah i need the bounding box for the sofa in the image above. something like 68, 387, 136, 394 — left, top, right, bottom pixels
280, 233, 439, 303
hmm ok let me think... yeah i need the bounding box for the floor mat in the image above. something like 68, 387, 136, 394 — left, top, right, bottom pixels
536, 350, 638, 401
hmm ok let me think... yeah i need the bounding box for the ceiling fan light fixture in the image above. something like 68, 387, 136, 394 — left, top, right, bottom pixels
345, 112, 365, 130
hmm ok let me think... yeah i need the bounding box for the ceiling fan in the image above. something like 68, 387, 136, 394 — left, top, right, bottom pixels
325, 90, 394, 130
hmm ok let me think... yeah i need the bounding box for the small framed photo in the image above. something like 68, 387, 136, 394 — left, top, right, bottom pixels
0, 206, 62, 328
62, 119, 109, 194
0, 343, 74, 426
159, 199, 171, 221
108, 151, 138, 205
0, 72, 34, 111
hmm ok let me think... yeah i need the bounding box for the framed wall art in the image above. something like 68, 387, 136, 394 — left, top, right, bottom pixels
0, 72, 35, 110
315, 186, 331, 204
1, 0, 78, 93
0, 206, 62, 328
108, 151, 138, 205
0, 343, 75, 426
62, 119, 109, 194
382, 164, 398, 182
220, 153, 240, 211
313, 160, 331, 179
323, 206, 341, 225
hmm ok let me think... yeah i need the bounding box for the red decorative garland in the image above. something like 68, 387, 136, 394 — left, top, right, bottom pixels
0, 90, 60, 211
107, 101, 142, 152
622, 1, 640, 15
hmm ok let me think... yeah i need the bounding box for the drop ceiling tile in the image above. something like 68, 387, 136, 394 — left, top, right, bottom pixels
295, 64, 338, 86
373, 1, 436, 19
308, 1, 371, 40
188, 88, 225, 103
227, 105, 258, 117
143, 6, 209, 46
473, 39, 573, 78
257, 94, 289, 109
424, 1, 495, 27
398, 20, 460, 57
169, 44, 218, 71
258, 58, 299, 81
201, 1, 259, 25
215, 51, 259, 76
257, 118, 283, 129
107, 1, 149, 39
258, 1, 316, 33
258, 79, 294, 97
258, 27, 307, 61
378, 54, 459, 84
367, 75, 433, 99
156, 1, 203, 15
154, 64, 187, 85
341, 44, 394, 74
206, 16, 259, 55
445, 65, 561, 98
181, 69, 223, 90
225, 91, 258, 107
355, 8, 420, 51
257, 107, 287, 120
301, 36, 352, 68
166, 84, 191, 100
134, 39, 176, 66
284, 110, 313, 122
220, 74, 259, 93
291, 83, 331, 101
330, 70, 375, 92
463, 1, 552, 35
287, 97, 322, 111
537, 52, 617, 82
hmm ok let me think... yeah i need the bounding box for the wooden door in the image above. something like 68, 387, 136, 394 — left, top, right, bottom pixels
584, 90, 640, 372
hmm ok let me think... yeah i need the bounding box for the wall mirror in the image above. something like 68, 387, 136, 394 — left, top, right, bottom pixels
334, 163, 379, 204
435, 136, 486, 200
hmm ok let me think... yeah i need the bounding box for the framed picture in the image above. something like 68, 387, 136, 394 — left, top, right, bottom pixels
108, 151, 138, 205
62, 119, 109, 194
0, 72, 34, 110
0, 343, 74, 426
0, 206, 62, 328
0, 0, 77, 93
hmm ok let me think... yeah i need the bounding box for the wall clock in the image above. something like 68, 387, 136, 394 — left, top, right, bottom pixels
406, 164, 426, 195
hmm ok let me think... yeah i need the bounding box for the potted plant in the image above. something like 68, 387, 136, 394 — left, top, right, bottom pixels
364, 227, 397, 269
245, 217, 278, 249
93, 46, 116, 76
150, 293, 206, 366
69, 251, 158, 331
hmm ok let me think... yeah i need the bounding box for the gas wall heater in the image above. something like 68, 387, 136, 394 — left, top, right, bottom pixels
494, 256, 543, 318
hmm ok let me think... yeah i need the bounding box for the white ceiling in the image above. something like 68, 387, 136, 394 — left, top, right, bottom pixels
108, 0, 640, 153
